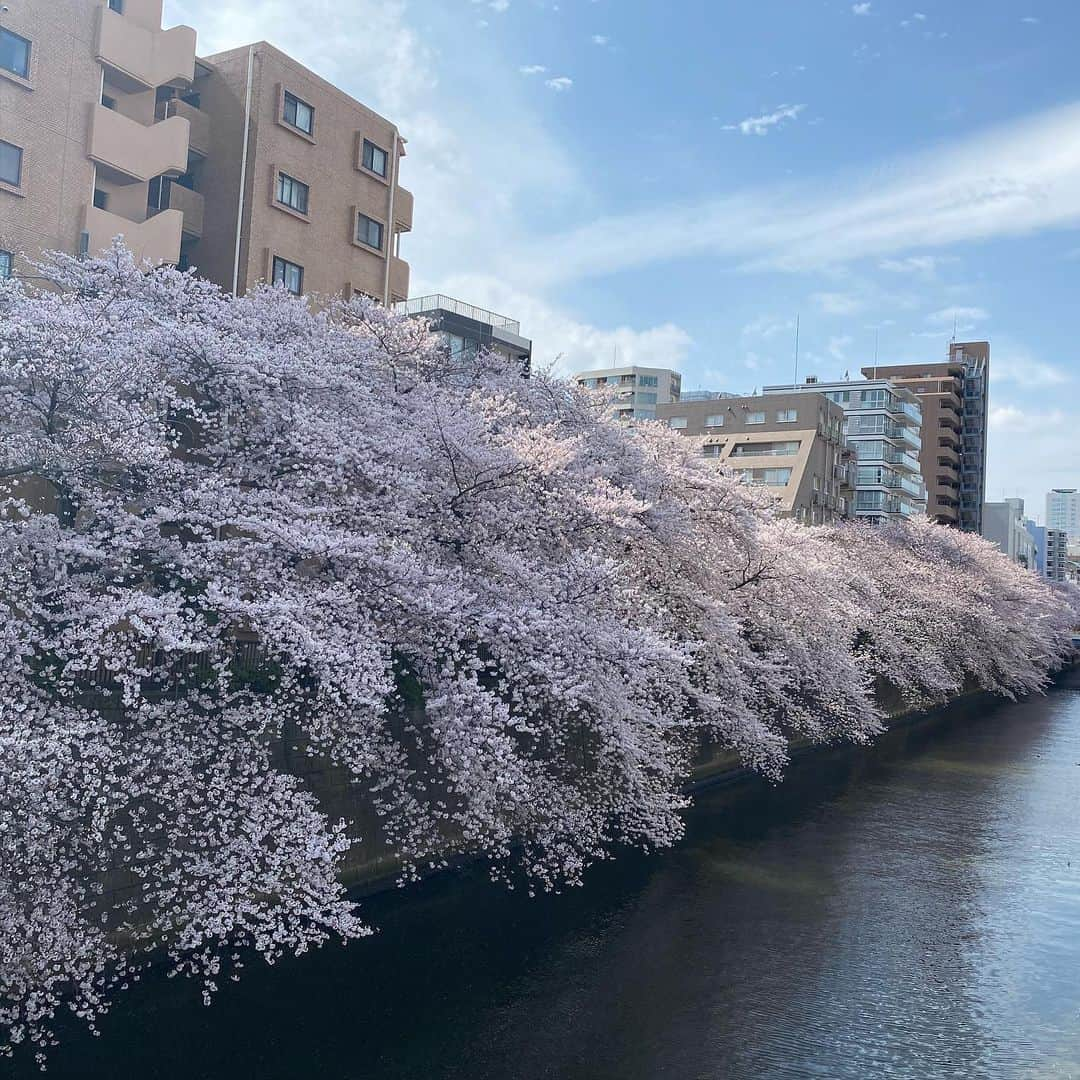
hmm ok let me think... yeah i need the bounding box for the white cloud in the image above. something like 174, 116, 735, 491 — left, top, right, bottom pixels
828, 334, 853, 361
926, 305, 989, 325
741, 316, 796, 340
519, 64, 547, 75
852, 2, 872, 14
913, 11, 927, 20
878, 254, 952, 275
813, 291, 862, 315
591, 34, 609, 45
989, 404, 1065, 434
504, 101, 1080, 288
1021, 16, 1040, 24
991, 348, 1071, 387
545, 76, 573, 92
722, 103, 806, 136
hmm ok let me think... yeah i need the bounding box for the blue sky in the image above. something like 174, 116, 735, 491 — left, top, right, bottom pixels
167, 0, 1080, 519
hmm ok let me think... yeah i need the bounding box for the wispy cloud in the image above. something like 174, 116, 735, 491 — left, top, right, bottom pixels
505, 102, 1080, 287
591, 34, 609, 45
852, 2, 872, 14
878, 254, 953, 275
989, 404, 1065, 434
992, 348, 1071, 387
722, 103, 806, 136
813, 292, 863, 315
519, 64, 547, 75
927, 305, 989, 325
1021, 16, 1040, 24
545, 76, 573, 92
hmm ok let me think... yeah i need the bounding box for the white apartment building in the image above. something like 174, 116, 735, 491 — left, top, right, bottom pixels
574, 366, 682, 421
1046, 489, 1080, 543
983, 499, 1038, 570
763, 377, 927, 522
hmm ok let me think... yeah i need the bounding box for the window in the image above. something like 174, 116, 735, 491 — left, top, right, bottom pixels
0, 251, 12, 280
703, 444, 723, 458
101, 92, 117, 110
272, 256, 304, 295
668, 417, 687, 429
283, 91, 314, 135
635, 391, 657, 405
93, 189, 109, 210
355, 213, 383, 250
746, 411, 765, 425
705, 414, 724, 428
275, 172, 309, 214
108, 0, 124, 11
0, 28, 31, 79
776, 409, 797, 423
362, 139, 388, 178
0, 140, 22, 187
763, 468, 792, 486
638, 375, 658, 387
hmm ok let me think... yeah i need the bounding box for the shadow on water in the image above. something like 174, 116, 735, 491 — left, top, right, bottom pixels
12, 682, 1080, 1080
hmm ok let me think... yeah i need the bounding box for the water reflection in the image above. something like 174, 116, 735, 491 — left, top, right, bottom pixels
14, 682, 1080, 1080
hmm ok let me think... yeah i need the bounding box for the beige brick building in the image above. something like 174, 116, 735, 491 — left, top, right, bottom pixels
657, 392, 855, 525
0, 6, 411, 303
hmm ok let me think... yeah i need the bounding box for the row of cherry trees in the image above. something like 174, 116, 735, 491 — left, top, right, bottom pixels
2, 246, 1077, 1064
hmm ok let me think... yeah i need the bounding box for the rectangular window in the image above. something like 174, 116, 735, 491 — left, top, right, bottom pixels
746, 411, 765, 425
0, 140, 22, 187
108, 0, 124, 11
101, 93, 117, 110
668, 417, 687, 429
703, 444, 723, 458
776, 409, 797, 423
362, 139, 388, 177
275, 172, 309, 214
283, 91, 314, 135
638, 375, 658, 387
0, 251, 12, 279
705, 414, 724, 428
93, 189, 109, 210
0, 28, 31, 79
355, 213, 383, 250
272, 256, 304, 296
763, 468, 792, 486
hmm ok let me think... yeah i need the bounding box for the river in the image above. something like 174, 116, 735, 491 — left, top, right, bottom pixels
13, 676, 1080, 1079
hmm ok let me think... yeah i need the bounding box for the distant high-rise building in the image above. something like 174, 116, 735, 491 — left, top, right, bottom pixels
864, 340, 989, 533
656, 392, 855, 524
763, 376, 927, 523
1046, 489, 1080, 543
574, 366, 682, 421
394, 294, 531, 373
983, 499, 1037, 569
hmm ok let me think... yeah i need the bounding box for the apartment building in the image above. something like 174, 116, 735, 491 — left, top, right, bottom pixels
763, 377, 927, 523
983, 499, 1037, 570
0, 0, 200, 277
656, 392, 855, 524
0, 10, 412, 304
395, 294, 532, 373
189, 41, 411, 303
1047, 489, 1080, 543
865, 341, 990, 532
1024, 520, 1069, 582
574, 366, 682, 421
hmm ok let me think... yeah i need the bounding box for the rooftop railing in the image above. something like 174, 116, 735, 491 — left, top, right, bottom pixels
394, 294, 521, 334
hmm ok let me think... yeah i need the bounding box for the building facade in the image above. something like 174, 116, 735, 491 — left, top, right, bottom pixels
394, 294, 531, 372
983, 499, 1037, 569
574, 366, 682, 421
1046, 489, 1080, 543
763, 377, 927, 523
656, 392, 855, 524
864, 340, 989, 532
0, 13, 412, 304
1024, 520, 1069, 582
0, 0, 200, 277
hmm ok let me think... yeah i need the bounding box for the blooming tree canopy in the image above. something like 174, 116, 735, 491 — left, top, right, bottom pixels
1, 245, 1076, 1064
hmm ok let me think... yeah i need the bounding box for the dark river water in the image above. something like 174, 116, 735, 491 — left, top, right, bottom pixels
12, 676, 1080, 1079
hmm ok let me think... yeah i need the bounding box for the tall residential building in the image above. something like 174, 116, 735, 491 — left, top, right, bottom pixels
189, 41, 411, 304
0, 14, 412, 304
983, 499, 1037, 569
0, 0, 200, 276
656, 392, 855, 524
1046, 489, 1080, 543
1024, 520, 1069, 582
574, 366, 682, 421
763, 377, 927, 523
863, 341, 989, 532
394, 294, 531, 373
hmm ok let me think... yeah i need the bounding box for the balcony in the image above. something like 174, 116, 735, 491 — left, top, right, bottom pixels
937, 443, 960, 467
157, 98, 209, 156
89, 105, 190, 183
83, 204, 183, 266
96, 7, 196, 92
149, 178, 204, 238
394, 185, 414, 233
389, 255, 410, 302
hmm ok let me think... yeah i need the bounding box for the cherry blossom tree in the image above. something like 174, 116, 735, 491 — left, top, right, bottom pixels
1, 244, 1076, 1064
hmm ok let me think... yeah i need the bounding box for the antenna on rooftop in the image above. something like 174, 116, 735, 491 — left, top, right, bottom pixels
873, 328, 879, 380
792, 314, 800, 389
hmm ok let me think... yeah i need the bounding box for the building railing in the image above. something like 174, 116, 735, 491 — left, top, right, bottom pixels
394, 295, 520, 334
